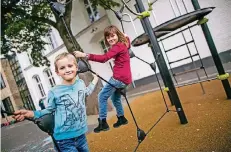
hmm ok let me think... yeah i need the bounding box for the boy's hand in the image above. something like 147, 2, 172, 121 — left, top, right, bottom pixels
92, 73, 99, 85
13, 110, 34, 121
73, 51, 87, 58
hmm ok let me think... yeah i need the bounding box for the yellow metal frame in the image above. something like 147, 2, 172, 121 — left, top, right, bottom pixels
164, 87, 169, 92
197, 17, 208, 25
137, 11, 150, 19
217, 73, 230, 80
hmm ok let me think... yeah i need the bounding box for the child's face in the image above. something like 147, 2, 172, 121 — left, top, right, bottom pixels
56, 56, 78, 81
106, 33, 118, 46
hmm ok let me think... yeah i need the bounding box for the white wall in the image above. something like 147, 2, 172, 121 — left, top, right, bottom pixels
75, 16, 113, 85
105, 0, 231, 80
46, 0, 107, 49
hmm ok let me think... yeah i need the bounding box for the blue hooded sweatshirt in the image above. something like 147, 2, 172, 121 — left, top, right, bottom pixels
33, 78, 95, 140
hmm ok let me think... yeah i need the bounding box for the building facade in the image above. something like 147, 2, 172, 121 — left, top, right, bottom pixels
16, 0, 231, 111
1, 54, 35, 123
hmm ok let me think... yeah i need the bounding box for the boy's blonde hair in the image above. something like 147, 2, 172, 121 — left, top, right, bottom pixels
54, 52, 77, 72
104, 25, 129, 48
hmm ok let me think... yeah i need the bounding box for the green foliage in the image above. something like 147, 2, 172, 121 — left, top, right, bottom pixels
90, 0, 120, 9
1, 0, 120, 67
2, 0, 53, 66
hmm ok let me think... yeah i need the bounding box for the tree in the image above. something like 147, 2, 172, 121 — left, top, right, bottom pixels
1, 0, 120, 114
2, 0, 120, 66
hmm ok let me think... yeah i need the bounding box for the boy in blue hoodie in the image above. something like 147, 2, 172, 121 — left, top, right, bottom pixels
14, 52, 98, 152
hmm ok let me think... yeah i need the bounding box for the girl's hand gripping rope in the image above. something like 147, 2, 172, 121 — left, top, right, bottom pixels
73, 51, 87, 58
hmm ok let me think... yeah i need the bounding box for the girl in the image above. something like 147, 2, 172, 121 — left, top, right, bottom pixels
73, 25, 132, 133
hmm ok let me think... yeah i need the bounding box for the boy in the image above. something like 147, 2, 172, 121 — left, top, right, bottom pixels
14, 52, 98, 152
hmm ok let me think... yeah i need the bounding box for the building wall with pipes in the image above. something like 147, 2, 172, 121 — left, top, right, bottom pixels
1, 59, 24, 123
106, 0, 231, 81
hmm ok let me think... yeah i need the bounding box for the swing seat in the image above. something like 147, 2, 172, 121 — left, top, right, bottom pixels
34, 112, 55, 135
77, 59, 90, 73
129, 49, 136, 58
115, 87, 127, 97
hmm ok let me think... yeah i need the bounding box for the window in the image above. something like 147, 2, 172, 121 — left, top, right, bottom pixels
33, 75, 46, 97
84, 0, 100, 23
99, 40, 109, 53
2, 97, 14, 116
48, 33, 55, 50
45, 29, 57, 52
27, 52, 33, 64
1, 111, 6, 118
7, 55, 36, 110
9, 57, 16, 65
0, 73, 6, 89
99, 40, 114, 70
43, 68, 56, 88
20, 90, 35, 110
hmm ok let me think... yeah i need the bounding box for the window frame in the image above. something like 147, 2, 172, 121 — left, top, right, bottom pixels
99, 39, 109, 53
47, 33, 55, 50
1, 97, 14, 116
27, 52, 33, 64
32, 75, 46, 97
0, 73, 6, 89
99, 39, 113, 70
84, 0, 100, 23
43, 68, 56, 88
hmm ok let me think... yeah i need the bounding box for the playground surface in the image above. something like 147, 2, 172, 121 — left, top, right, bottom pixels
87, 78, 231, 152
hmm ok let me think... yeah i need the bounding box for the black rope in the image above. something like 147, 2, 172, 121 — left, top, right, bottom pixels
1, 109, 14, 115
152, 65, 170, 110
89, 69, 140, 129
96, 0, 144, 130
49, 0, 143, 134
110, 0, 177, 151
49, 1, 177, 152
118, 0, 188, 151
134, 142, 141, 152
118, 1, 170, 112
57, 1, 146, 136
146, 111, 168, 135
120, 20, 125, 34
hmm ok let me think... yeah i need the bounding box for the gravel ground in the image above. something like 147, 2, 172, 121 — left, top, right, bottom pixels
87, 79, 231, 152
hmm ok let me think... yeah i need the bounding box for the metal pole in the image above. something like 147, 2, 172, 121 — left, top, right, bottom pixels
135, 0, 188, 124
134, 3, 175, 106
191, 0, 231, 99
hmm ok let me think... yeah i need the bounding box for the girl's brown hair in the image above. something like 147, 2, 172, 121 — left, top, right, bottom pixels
104, 25, 129, 48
